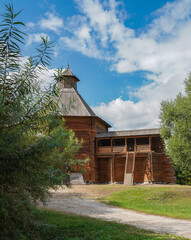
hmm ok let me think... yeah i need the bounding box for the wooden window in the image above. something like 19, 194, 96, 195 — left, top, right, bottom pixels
98, 139, 111, 147
127, 138, 134, 151
113, 138, 125, 146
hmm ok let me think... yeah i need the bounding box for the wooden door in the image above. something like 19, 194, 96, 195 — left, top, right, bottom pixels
114, 157, 126, 183
133, 154, 148, 183
98, 158, 110, 183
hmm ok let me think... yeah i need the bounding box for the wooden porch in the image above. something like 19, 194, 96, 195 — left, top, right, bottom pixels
96, 151, 175, 185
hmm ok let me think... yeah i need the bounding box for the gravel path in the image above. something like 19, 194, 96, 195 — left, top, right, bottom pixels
42, 189, 191, 239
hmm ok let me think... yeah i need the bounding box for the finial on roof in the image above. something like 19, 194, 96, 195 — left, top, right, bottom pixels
62, 64, 80, 83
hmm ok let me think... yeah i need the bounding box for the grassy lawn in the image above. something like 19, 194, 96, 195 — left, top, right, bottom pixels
101, 185, 191, 219
35, 209, 187, 240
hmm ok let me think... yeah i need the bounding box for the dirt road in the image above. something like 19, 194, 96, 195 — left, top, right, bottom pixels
41, 185, 191, 239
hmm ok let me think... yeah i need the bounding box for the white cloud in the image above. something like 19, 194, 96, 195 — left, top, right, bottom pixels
26, 33, 50, 46
39, 12, 63, 33
26, 22, 35, 28
62, 0, 132, 59
92, 97, 158, 130
64, 0, 191, 130
20, 57, 57, 87
38, 68, 57, 87
59, 24, 102, 59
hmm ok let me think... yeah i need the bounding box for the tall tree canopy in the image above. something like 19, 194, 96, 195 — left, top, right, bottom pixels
160, 74, 191, 173
0, 4, 82, 239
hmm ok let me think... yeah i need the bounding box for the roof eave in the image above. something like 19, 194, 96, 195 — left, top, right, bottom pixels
96, 116, 111, 128
96, 128, 160, 138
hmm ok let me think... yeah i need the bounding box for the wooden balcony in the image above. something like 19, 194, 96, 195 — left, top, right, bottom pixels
96, 136, 164, 156
97, 146, 112, 155
96, 145, 150, 155
136, 145, 150, 152
113, 146, 126, 153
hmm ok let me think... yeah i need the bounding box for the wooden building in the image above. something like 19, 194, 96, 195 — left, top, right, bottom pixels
58, 65, 176, 185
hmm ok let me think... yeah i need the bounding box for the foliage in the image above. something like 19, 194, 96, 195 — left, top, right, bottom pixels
159, 74, 191, 177
34, 209, 184, 240
174, 165, 191, 185
102, 185, 191, 219
0, 4, 82, 239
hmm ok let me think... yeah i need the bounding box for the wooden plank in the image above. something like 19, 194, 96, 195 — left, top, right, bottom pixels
151, 152, 154, 181
124, 173, 133, 185
113, 146, 126, 153
109, 154, 115, 183
97, 147, 112, 154
124, 153, 134, 185
124, 153, 128, 174
132, 152, 136, 184
133, 154, 147, 183
136, 145, 150, 152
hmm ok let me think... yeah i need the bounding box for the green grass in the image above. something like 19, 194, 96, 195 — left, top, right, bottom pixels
102, 185, 191, 219
35, 209, 186, 240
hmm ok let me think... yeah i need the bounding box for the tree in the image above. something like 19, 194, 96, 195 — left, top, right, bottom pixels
0, 4, 82, 239
160, 74, 191, 181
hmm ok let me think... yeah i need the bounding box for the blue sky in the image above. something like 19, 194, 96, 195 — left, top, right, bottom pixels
1, 0, 191, 130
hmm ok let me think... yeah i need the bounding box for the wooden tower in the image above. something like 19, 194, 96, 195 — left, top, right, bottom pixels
58, 65, 111, 182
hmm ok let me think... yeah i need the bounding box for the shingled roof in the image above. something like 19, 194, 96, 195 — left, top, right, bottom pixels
59, 87, 97, 116
96, 128, 160, 138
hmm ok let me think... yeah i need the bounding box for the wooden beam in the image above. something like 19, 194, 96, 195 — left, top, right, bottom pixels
112, 155, 115, 182
132, 152, 136, 185
149, 136, 152, 152
134, 138, 137, 152
110, 154, 114, 183
151, 152, 154, 182
124, 153, 128, 176
110, 156, 112, 183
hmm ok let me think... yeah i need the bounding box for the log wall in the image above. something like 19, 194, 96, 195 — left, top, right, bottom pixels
133, 153, 148, 183
152, 153, 176, 183
95, 118, 108, 133
64, 116, 97, 182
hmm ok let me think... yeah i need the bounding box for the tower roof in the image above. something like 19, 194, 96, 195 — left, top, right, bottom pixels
58, 65, 111, 128
62, 64, 80, 82
59, 87, 96, 117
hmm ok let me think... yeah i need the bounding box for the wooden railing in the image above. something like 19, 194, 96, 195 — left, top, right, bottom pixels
96, 144, 150, 154
113, 146, 126, 153
136, 145, 150, 152
97, 146, 112, 155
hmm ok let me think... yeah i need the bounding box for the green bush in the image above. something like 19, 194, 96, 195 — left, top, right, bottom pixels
0, 4, 83, 239
175, 166, 191, 185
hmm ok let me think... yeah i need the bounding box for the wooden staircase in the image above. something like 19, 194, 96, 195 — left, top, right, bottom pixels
124, 153, 135, 185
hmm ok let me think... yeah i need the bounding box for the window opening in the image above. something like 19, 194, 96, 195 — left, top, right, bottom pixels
113, 138, 125, 146
136, 137, 149, 145
98, 139, 111, 147
127, 138, 134, 151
